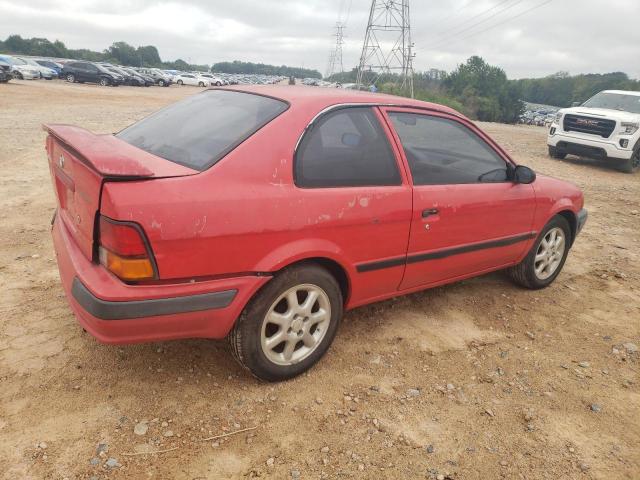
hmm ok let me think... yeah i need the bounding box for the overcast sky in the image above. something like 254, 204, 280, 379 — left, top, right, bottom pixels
1, 0, 638, 79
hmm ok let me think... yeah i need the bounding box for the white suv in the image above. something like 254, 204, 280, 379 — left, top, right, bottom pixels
547, 90, 640, 173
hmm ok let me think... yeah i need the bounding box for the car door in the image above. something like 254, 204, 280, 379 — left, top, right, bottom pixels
381, 107, 537, 290
86, 64, 100, 83
294, 106, 412, 304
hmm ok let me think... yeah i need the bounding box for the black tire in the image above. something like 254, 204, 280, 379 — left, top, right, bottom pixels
65, 73, 75, 83
215, 81, 222, 86
618, 143, 640, 174
508, 215, 572, 290
177, 80, 183, 85
229, 263, 343, 381
99, 77, 109, 87
548, 146, 567, 160
15, 71, 24, 80
198, 81, 205, 87
158, 79, 165, 87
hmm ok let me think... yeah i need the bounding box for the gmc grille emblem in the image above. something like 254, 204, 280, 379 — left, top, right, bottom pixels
576, 118, 599, 127
58, 154, 65, 168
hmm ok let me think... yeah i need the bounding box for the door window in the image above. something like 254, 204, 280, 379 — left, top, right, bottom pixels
295, 107, 401, 187
388, 112, 509, 185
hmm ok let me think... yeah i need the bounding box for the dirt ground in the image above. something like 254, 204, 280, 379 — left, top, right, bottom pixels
0, 80, 638, 480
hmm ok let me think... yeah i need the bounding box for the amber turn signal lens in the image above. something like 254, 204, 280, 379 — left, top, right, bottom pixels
99, 247, 155, 281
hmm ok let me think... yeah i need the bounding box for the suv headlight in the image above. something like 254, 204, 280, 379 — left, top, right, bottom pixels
620, 122, 639, 135
555, 112, 563, 124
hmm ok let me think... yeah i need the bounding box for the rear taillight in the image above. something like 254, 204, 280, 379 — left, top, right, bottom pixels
98, 216, 156, 281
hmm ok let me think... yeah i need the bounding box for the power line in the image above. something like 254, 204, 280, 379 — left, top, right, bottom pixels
424, 0, 514, 41
424, 0, 527, 50
454, 0, 554, 44
423, 0, 554, 50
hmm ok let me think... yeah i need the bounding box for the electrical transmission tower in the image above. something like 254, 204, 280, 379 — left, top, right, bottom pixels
357, 0, 415, 97
325, 22, 346, 79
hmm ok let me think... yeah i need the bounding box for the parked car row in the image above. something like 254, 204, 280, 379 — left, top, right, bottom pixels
1, 54, 287, 88
0, 54, 59, 81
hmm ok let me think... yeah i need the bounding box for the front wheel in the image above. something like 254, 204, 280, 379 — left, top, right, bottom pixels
177, 80, 183, 85
98, 77, 109, 87
158, 79, 165, 87
619, 145, 640, 174
548, 146, 567, 160
65, 73, 75, 83
508, 216, 571, 290
229, 264, 343, 381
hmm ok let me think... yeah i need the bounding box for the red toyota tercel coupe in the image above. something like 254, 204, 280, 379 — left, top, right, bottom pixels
46, 86, 587, 381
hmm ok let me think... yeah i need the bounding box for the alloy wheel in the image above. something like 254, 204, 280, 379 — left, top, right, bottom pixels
260, 284, 331, 366
534, 227, 566, 280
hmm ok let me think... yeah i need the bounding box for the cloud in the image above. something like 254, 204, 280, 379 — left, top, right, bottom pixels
0, 0, 638, 79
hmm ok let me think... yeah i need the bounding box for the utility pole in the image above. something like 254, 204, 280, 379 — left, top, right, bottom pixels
325, 22, 346, 79
356, 0, 415, 97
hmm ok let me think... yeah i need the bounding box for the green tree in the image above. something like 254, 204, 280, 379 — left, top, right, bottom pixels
444, 56, 524, 123
106, 41, 139, 66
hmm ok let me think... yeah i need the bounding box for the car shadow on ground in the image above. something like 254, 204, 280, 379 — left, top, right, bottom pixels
81, 271, 515, 388
561, 155, 626, 173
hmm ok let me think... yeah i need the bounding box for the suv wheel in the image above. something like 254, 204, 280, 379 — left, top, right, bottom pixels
198, 81, 205, 87
99, 77, 109, 87
619, 144, 640, 174
229, 264, 343, 381
177, 80, 183, 85
548, 146, 567, 160
158, 79, 165, 87
65, 73, 75, 83
508, 215, 571, 290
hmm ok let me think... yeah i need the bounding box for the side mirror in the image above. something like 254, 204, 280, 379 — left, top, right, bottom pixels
571, 101, 581, 107
514, 165, 536, 184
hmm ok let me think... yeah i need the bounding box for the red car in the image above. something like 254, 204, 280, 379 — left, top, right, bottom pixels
46, 86, 587, 381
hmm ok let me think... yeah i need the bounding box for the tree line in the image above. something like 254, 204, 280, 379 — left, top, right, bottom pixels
211, 61, 321, 79
514, 72, 640, 107
330, 56, 638, 123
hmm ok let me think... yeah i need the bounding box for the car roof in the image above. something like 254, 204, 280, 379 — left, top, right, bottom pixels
602, 90, 640, 96
211, 85, 462, 117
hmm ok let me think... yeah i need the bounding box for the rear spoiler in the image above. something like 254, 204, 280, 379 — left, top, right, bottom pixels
43, 124, 198, 178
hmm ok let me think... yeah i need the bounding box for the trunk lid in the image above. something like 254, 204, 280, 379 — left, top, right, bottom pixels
45, 124, 197, 260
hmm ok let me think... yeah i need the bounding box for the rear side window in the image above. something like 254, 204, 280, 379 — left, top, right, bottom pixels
295, 107, 401, 188
117, 90, 288, 170
389, 112, 508, 185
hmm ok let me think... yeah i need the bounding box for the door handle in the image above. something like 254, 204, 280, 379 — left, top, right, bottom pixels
422, 208, 439, 218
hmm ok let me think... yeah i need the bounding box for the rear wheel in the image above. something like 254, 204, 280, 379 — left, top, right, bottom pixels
99, 77, 109, 87
158, 79, 165, 87
65, 73, 75, 83
215, 81, 222, 86
508, 215, 571, 289
619, 144, 640, 173
548, 146, 567, 160
177, 80, 183, 85
15, 71, 24, 80
229, 264, 343, 381
198, 81, 205, 87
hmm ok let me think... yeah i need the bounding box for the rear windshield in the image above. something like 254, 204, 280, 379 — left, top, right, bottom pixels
116, 90, 289, 170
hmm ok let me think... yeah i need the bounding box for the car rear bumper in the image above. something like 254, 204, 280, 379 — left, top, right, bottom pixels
548, 131, 634, 161
52, 216, 270, 344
